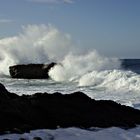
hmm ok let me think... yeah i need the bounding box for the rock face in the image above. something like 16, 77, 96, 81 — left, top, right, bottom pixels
9, 62, 56, 79
0, 83, 140, 134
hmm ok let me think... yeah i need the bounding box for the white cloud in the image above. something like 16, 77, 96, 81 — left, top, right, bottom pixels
27, 0, 74, 4
0, 19, 13, 24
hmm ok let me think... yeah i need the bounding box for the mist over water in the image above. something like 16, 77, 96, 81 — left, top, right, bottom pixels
0, 24, 140, 94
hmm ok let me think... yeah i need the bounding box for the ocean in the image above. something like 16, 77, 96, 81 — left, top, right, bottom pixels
1, 59, 140, 140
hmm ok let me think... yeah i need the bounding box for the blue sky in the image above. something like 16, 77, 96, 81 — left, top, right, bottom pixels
0, 0, 140, 58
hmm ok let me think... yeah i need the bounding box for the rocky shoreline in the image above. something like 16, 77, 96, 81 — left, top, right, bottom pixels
0, 83, 140, 134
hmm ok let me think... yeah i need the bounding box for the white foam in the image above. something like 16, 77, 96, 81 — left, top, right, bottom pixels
49, 51, 120, 82
79, 70, 140, 92
1, 127, 140, 140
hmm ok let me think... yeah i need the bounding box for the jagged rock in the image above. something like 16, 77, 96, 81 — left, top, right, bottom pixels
9, 62, 56, 79
0, 83, 140, 134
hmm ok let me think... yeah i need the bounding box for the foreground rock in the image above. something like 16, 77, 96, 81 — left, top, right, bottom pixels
9, 62, 56, 79
0, 83, 140, 134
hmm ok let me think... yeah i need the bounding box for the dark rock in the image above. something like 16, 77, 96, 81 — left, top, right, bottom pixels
9, 62, 56, 79
1, 83, 140, 133
19, 138, 26, 140
0, 83, 19, 99
33, 137, 42, 140
10, 128, 23, 134
0, 83, 9, 93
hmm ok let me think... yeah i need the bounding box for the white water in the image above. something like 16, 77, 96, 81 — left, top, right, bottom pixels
1, 127, 140, 140
1, 24, 140, 139
49, 51, 120, 82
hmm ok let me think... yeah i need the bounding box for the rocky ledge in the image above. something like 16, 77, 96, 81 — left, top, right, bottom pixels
0, 83, 140, 134
9, 62, 56, 79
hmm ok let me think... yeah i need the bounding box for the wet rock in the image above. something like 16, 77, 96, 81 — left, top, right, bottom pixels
0, 83, 140, 133
9, 62, 56, 79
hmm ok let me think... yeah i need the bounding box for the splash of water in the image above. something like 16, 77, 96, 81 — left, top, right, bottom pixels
0, 24, 74, 75
49, 51, 121, 82
1, 24, 140, 93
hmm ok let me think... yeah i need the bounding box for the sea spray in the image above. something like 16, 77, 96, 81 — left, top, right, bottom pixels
1, 24, 140, 94
0, 24, 120, 77
0, 24, 74, 75
48, 49, 140, 92
49, 51, 121, 82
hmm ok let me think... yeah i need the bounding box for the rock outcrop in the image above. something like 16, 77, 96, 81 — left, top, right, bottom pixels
9, 62, 56, 79
0, 83, 140, 134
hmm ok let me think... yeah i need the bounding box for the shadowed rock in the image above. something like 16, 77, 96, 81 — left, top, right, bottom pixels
9, 62, 56, 79
0, 83, 140, 134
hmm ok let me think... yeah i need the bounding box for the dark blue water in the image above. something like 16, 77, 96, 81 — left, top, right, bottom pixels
121, 59, 140, 74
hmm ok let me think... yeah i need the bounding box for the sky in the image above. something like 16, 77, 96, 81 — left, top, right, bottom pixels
0, 0, 140, 58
